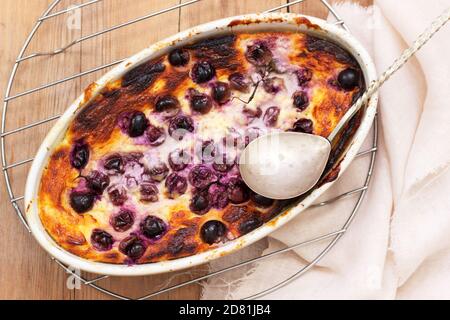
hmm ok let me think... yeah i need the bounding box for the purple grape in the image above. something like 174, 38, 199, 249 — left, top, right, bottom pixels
227, 178, 250, 204
338, 68, 360, 90
103, 154, 124, 174
169, 48, 190, 67
165, 173, 188, 198
188, 165, 217, 189
70, 140, 89, 169
211, 81, 231, 104
191, 61, 215, 83
146, 161, 169, 182
119, 235, 146, 260
110, 209, 134, 232
86, 170, 110, 195
145, 124, 166, 146
70, 191, 95, 213
189, 192, 211, 215
118, 111, 148, 137
155, 95, 180, 115
168, 148, 191, 171
245, 42, 272, 66
292, 91, 309, 111
263, 77, 285, 94
107, 185, 128, 206
91, 229, 114, 251
296, 67, 313, 86
190, 91, 212, 114
200, 220, 227, 245
228, 72, 249, 92
141, 216, 167, 239
263, 106, 280, 127
291, 118, 314, 134
140, 183, 159, 202
251, 193, 274, 208
168, 115, 194, 140
208, 183, 229, 209
222, 205, 248, 223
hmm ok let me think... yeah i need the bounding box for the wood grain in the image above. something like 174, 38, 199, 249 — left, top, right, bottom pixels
0, 0, 372, 300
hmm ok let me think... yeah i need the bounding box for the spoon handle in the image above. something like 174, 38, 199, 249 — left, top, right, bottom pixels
327, 7, 450, 143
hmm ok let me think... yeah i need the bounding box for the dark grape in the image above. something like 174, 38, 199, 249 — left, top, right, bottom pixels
103, 154, 124, 174
168, 115, 194, 140
86, 170, 110, 195
169, 48, 190, 67
208, 183, 229, 209
110, 209, 134, 232
119, 235, 146, 260
91, 229, 114, 251
188, 165, 217, 189
211, 81, 231, 104
191, 61, 215, 83
190, 92, 212, 114
245, 42, 272, 66
107, 185, 128, 206
200, 220, 226, 245
70, 191, 95, 213
291, 118, 314, 134
189, 192, 210, 215
70, 141, 89, 169
165, 173, 188, 198
140, 183, 159, 202
292, 91, 309, 111
337, 68, 360, 90
141, 215, 167, 239
227, 178, 250, 204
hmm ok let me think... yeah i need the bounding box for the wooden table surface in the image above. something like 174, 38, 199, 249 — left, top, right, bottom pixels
0, 0, 370, 300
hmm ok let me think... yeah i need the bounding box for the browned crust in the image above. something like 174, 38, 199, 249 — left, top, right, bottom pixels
293, 17, 321, 30
228, 17, 285, 28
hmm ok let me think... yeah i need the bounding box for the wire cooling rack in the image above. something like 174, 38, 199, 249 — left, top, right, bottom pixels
1, 0, 378, 300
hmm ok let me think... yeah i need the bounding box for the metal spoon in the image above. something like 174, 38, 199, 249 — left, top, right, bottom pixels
239, 8, 450, 199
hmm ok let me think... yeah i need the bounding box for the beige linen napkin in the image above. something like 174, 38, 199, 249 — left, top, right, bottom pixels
201, 0, 450, 300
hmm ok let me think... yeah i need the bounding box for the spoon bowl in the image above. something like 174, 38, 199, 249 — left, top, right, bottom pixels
239, 132, 331, 199
239, 7, 450, 200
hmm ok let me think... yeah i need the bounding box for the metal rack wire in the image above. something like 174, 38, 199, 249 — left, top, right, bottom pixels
1, 0, 378, 300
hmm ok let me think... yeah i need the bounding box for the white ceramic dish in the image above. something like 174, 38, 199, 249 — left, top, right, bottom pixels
25, 13, 377, 276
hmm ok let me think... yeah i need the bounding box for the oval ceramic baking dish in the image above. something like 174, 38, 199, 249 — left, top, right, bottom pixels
25, 12, 377, 276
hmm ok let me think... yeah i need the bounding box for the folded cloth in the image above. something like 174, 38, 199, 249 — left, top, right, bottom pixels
201, 0, 450, 300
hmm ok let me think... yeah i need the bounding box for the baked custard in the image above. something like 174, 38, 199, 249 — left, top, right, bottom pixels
38, 31, 364, 264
